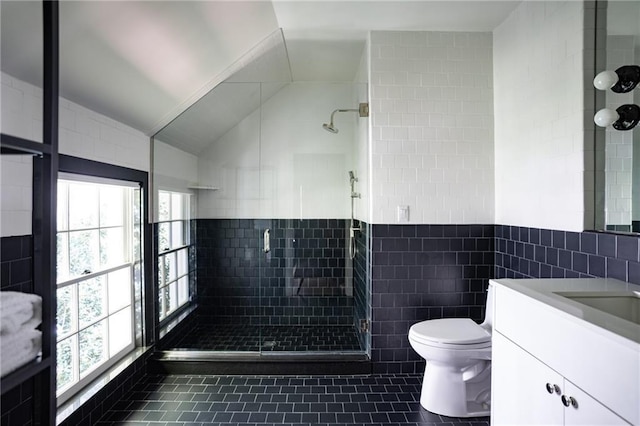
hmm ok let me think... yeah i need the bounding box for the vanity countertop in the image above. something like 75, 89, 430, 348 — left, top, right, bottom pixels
489, 278, 640, 346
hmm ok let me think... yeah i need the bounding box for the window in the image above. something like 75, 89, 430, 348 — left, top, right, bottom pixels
56, 177, 142, 404
157, 191, 191, 321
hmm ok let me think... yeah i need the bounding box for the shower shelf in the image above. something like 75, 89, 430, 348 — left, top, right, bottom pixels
187, 185, 219, 191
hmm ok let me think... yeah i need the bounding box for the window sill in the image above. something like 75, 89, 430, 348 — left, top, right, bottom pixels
159, 303, 197, 340
56, 346, 152, 425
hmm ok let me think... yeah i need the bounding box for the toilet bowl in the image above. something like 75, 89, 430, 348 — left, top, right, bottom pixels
408, 284, 494, 418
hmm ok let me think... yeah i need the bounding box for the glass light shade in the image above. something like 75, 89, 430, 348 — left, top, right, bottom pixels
593, 70, 619, 90
594, 108, 619, 127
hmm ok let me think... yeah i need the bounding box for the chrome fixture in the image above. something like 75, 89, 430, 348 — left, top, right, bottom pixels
349, 170, 360, 199
263, 228, 270, 253
348, 170, 361, 259
322, 103, 369, 134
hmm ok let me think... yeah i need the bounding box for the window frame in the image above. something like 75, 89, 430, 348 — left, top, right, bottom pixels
55, 177, 138, 405
156, 190, 192, 323
57, 155, 153, 406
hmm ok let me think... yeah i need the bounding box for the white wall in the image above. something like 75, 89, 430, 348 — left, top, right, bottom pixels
152, 139, 198, 222
197, 82, 357, 219
494, 1, 592, 232
369, 31, 495, 224
0, 155, 32, 236
1, 71, 150, 236
354, 43, 370, 223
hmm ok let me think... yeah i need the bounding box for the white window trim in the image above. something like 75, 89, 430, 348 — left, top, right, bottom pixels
158, 247, 191, 321
56, 178, 139, 406
156, 190, 192, 322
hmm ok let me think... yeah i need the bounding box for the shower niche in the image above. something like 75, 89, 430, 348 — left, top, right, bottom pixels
152, 30, 371, 366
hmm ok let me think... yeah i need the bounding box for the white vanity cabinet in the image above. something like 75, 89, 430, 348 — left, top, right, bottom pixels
562, 381, 628, 425
491, 280, 639, 426
492, 332, 628, 425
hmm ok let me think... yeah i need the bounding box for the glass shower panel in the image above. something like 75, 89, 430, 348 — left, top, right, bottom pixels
154, 80, 263, 351
151, 28, 370, 358
151, 30, 291, 353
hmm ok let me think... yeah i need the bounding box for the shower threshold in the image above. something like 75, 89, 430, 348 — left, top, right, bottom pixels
150, 350, 371, 375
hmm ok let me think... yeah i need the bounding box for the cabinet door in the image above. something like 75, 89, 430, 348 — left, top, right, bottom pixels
492, 332, 563, 426
563, 381, 630, 426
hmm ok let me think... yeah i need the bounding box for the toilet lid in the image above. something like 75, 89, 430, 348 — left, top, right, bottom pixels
409, 318, 490, 345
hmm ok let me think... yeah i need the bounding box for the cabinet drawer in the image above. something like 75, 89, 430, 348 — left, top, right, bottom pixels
493, 285, 639, 425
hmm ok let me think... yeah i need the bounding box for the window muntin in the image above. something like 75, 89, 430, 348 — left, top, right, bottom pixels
157, 190, 191, 321
56, 179, 139, 404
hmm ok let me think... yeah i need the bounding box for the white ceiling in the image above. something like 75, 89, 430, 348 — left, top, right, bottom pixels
1, 1, 521, 137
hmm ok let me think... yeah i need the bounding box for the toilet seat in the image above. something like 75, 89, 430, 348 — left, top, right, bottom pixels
409, 318, 491, 347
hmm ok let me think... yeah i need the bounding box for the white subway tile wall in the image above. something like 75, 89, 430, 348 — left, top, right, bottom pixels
1, 71, 150, 236
494, 2, 591, 232
604, 35, 636, 227
369, 31, 495, 225
152, 139, 198, 222
153, 140, 198, 185
196, 82, 356, 220
354, 44, 370, 223
0, 155, 32, 236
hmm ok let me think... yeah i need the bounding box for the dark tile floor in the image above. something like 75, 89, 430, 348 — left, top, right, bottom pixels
168, 324, 362, 352
97, 374, 489, 426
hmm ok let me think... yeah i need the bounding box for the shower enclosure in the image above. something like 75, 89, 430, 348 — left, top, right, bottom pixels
151, 30, 371, 365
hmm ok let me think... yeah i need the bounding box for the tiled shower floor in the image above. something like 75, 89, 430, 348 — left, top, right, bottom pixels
166, 324, 362, 352
97, 374, 490, 426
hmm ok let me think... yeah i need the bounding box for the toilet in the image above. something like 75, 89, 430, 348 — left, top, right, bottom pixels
408, 283, 494, 418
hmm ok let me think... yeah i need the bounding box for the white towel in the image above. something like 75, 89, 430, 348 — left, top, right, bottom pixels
0, 329, 42, 377
0, 291, 42, 335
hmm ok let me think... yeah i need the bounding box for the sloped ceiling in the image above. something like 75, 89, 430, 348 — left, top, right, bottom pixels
1, 1, 280, 135
1, 1, 521, 137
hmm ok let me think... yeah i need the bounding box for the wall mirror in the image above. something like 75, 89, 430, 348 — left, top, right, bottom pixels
597, 0, 640, 233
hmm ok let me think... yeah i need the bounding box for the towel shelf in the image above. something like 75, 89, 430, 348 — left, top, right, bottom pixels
0, 133, 51, 156
0, 357, 50, 395
187, 185, 219, 190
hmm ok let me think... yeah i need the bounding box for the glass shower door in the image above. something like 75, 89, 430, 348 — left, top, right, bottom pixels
256, 80, 365, 354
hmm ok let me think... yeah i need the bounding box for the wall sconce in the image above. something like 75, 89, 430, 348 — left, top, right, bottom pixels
593, 65, 639, 130
594, 104, 640, 131
593, 65, 640, 93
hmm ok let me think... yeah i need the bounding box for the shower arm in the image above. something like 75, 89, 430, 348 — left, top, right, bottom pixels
330, 103, 369, 122
330, 108, 358, 123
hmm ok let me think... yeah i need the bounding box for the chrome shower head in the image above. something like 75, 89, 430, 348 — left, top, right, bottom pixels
323, 122, 339, 133
323, 109, 339, 133
322, 104, 369, 134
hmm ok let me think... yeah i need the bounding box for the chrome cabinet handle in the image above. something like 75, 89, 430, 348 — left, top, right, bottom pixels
263, 229, 270, 253
561, 395, 578, 408
545, 383, 561, 394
